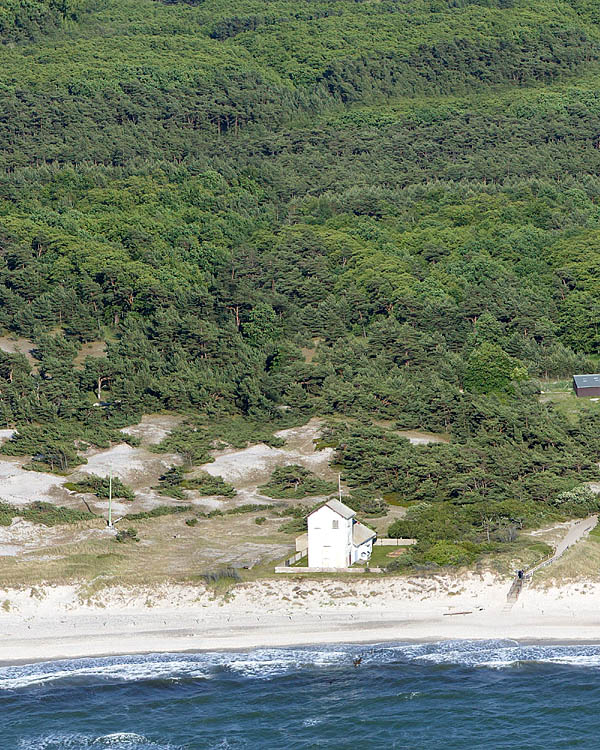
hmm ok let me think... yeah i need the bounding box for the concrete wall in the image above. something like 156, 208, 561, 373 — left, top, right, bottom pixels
295, 533, 308, 553
307, 505, 352, 568
275, 566, 382, 574
374, 538, 417, 546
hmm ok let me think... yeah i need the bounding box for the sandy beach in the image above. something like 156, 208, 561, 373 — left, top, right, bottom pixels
0, 574, 599, 663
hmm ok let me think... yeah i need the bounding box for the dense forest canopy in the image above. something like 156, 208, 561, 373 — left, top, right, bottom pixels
3, 0, 600, 563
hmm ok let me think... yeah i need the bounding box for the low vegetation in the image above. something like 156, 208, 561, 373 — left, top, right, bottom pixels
115, 527, 139, 543
260, 465, 336, 499
0, 501, 95, 527
65, 473, 135, 501
125, 505, 192, 521
155, 466, 236, 499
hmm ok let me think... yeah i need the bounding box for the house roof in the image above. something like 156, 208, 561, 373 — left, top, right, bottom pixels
309, 498, 356, 519
573, 374, 600, 388
353, 521, 377, 546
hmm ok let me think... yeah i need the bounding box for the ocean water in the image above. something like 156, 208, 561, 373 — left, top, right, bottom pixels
2, 640, 600, 749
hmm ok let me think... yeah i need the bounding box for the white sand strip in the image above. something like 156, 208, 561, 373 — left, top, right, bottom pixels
0, 575, 599, 663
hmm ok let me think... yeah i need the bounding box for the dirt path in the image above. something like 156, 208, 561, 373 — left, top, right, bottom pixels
506, 515, 598, 608
527, 514, 598, 577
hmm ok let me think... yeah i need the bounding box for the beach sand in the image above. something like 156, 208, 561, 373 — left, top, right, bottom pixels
0, 574, 599, 663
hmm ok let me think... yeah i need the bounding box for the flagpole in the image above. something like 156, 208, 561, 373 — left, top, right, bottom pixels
108, 469, 113, 528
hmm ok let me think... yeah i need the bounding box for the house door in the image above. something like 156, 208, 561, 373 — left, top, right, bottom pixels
321, 546, 334, 567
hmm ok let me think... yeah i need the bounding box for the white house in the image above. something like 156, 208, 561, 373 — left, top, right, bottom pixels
306, 499, 376, 569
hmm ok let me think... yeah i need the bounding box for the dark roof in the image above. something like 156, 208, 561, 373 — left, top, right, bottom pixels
573, 374, 600, 388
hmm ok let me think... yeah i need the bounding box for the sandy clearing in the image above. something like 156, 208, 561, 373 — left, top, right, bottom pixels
0, 458, 72, 505
73, 340, 106, 370
0, 336, 37, 368
0, 518, 112, 557
83, 444, 181, 487
196, 419, 336, 511
200, 418, 334, 489
397, 430, 449, 445
121, 414, 183, 446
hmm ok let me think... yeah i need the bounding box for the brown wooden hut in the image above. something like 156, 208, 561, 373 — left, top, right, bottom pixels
573, 374, 600, 397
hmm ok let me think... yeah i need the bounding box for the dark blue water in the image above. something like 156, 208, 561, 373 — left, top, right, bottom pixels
2, 640, 600, 749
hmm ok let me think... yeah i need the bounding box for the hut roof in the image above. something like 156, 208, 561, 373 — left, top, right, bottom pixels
573, 374, 600, 388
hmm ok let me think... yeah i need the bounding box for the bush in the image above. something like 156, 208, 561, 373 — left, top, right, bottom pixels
182, 471, 236, 498
155, 466, 236, 499
551, 485, 600, 517
423, 540, 479, 567
151, 420, 285, 467
276, 503, 314, 533
151, 425, 214, 466
115, 527, 139, 543
65, 473, 135, 501
185, 517, 198, 526
255, 516, 266, 525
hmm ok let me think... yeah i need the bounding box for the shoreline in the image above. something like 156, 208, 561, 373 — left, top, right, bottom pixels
1, 575, 600, 665
5, 636, 600, 669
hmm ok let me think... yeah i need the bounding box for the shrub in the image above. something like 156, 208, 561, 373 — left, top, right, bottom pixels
65, 473, 135, 501
255, 516, 266, 525
182, 471, 236, 498
151, 425, 214, 466
185, 517, 198, 526
260, 465, 336, 499
115, 527, 139, 543
423, 540, 478, 567
551, 485, 600, 517
155, 466, 236, 499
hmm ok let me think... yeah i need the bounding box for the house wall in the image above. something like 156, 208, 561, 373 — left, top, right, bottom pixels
351, 538, 374, 564
575, 385, 600, 398
307, 506, 352, 568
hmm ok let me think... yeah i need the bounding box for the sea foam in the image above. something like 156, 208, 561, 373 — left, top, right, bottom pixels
4, 641, 600, 694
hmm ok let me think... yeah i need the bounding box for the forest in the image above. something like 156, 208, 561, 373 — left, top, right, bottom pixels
2, 0, 600, 565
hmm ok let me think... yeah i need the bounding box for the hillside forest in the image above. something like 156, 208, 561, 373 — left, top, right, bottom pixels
2, 0, 600, 566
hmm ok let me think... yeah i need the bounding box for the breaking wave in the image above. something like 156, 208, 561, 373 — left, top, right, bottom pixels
18, 733, 179, 749
3, 640, 600, 692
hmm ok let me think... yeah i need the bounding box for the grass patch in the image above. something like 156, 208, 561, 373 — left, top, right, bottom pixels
226, 503, 274, 515
125, 505, 191, 521
356, 545, 408, 568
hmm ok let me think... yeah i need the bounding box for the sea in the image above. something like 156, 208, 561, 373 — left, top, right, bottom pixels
2, 640, 600, 749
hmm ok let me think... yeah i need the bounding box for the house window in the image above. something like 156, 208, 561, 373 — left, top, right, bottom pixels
332, 519, 339, 529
